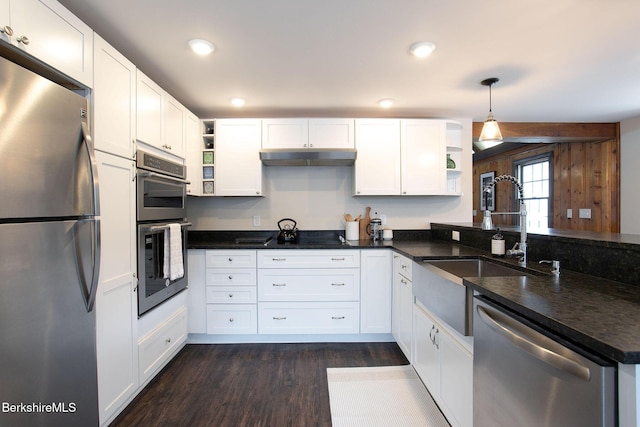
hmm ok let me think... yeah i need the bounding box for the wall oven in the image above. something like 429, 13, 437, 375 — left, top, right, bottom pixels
136, 150, 190, 316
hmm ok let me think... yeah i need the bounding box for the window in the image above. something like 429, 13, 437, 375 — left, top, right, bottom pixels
514, 153, 552, 229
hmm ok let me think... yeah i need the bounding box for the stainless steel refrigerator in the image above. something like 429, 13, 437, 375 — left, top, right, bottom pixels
0, 54, 100, 426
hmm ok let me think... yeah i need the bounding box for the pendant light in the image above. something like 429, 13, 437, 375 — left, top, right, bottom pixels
478, 77, 503, 146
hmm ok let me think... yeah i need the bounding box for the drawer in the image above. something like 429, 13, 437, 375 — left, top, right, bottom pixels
206, 286, 257, 304
258, 250, 360, 269
205, 268, 257, 286
206, 304, 257, 334
258, 302, 360, 334
394, 253, 413, 281
206, 250, 257, 268
138, 307, 187, 383
258, 268, 360, 301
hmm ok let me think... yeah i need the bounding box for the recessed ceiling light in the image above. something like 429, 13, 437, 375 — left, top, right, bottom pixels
231, 97, 246, 107
188, 39, 215, 56
409, 41, 436, 58
378, 98, 394, 108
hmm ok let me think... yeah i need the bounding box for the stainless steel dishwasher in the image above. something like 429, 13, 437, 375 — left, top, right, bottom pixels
473, 296, 616, 427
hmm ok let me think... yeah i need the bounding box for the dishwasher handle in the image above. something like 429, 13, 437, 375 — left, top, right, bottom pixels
476, 305, 591, 381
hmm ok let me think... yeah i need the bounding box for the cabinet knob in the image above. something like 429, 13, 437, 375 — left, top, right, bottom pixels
228, 275, 233, 280
228, 257, 233, 262
229, 317, 234, 323
17, 35, 30, 45
228, 293, 234, 298
1, 26, 13, 36
165, 337, 172, 344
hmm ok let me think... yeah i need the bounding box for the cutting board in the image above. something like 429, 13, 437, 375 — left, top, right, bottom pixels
359, 207, 371, 239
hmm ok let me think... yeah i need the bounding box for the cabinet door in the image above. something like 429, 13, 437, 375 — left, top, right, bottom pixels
262, 119, 308, 149
354, 119, 401, 195
136, 70, 163, 149
413, 303, 440, 394
163, 95, 185, 157
95, 152, 137, 424
360, 249, 392, 333
401, 119, 446, 195
398, 273, 414, 361
215, 119, 262, 196
440, 327, 473, 427
187, 250, 207, 333
184, 112, 202, 196
308, 118, 354, 149
11, 0, 93, 86
93, 35, 135, 159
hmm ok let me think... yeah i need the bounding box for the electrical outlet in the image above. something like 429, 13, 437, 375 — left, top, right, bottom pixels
452, 230, 460, 241
253, 215, 261, 226
567, 208, 573, 219
579, 209, 591, 219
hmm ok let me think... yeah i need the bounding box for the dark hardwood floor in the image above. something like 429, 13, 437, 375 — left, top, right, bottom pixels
111, 342, 409, 427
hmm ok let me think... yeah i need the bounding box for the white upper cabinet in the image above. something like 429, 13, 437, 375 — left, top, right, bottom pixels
163, 94, 185, 158
262, 118, 354, 149
215, 119, 263, 196
401, 119, 446, 195
308, 118, 354, 149
355, 118, 462, 196
262, 119, 308, 149
93, 34, 135, 159
5, 0, 93, 87
184, 111, 201, 196
135, 69, 187, 158
354, 119, 401, 195
136, 70, 163, 149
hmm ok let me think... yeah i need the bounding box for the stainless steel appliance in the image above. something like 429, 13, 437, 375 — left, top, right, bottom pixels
136, 150, 187, 222
0, 55, 100, 425
473, 296, 616, 427
135, 150, 189, 316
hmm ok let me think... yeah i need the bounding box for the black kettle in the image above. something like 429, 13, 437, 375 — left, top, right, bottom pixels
277, 218, 299, 244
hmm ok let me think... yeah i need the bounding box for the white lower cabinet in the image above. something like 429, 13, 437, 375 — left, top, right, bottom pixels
360, 249, 393, 333
205, 250, 258, 334
392, 252, 413, 361
138, 306, 188, 384
414, 301, 473, 427
258, 302, 360, 334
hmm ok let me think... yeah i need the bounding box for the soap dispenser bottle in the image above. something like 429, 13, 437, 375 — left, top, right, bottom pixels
491, 228, 505, 257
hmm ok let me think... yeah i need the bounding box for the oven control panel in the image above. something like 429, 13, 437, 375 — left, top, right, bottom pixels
136, 150, 185, 179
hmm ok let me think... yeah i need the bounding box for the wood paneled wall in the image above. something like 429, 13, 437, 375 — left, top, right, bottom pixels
473, 129, 620, 233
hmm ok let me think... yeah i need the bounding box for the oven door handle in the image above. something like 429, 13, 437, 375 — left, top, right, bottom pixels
476, 305, 591, 381
138, 170, 191, 185
147, 222, 192, 233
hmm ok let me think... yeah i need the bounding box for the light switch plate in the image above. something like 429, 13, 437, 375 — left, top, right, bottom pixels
253, 215, 261, 226
567, 208, 573, 219
452, 230, 460, 241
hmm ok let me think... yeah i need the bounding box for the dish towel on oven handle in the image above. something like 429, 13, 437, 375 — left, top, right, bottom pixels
163, 223, 184, 280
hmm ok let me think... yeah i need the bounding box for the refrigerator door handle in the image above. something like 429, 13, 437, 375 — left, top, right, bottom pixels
81, 122, 100, 216
74, 218, 101, 312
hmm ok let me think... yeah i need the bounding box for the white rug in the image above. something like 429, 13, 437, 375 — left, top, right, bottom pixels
327, 365, 450, 427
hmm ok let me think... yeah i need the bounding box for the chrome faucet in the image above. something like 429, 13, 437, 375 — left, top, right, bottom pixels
539, 260, 560, 275
481, 174, 527, 265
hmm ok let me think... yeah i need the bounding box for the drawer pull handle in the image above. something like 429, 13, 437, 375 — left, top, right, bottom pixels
331, 283, 345, 287
228, 293, 234, 298
400, 278, 408, 285
331, 257, 346, 261
165, 337, 172, 344
272, 283, 287, 287
401, 264, 408, 270
228, 257, 233, 262
229, 317, 234, 323
273, 316, 287, 320
272, 257, 287, 261
228, 275, 233, 280
332, 316, 345, 320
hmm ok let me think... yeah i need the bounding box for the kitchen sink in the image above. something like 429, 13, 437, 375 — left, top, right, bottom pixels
413, 258, 529, 336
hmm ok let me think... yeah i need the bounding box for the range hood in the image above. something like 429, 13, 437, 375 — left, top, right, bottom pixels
260, 148, 357, 166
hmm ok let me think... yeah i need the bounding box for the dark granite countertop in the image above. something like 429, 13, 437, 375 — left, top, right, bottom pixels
187, 229, 640, 364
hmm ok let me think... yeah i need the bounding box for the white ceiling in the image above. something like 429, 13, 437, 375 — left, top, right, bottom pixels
59, 0, 640, 122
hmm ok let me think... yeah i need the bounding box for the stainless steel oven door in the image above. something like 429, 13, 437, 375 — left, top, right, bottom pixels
137, 221, 190, 316
137, 170, 187, 222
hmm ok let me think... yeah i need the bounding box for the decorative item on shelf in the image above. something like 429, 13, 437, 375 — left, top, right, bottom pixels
203, 151, 214, 164
446, 153, 456, 169
205, 140, 214, 149
203, 166, 214, 179
203, 181, 214, 195
477, 77, 503, 150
